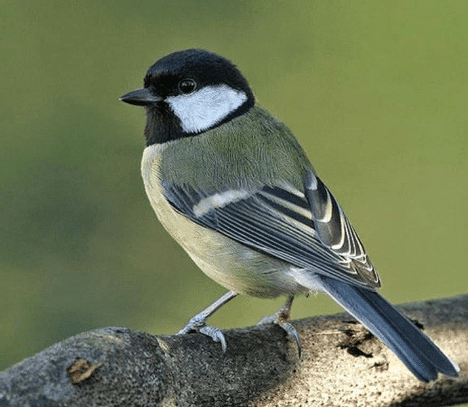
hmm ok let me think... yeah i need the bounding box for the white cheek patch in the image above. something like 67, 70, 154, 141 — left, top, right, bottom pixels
166, 85, 247, 133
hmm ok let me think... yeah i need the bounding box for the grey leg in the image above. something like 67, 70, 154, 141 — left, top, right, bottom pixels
258, 295, 301, 356
177, 291, 238, 352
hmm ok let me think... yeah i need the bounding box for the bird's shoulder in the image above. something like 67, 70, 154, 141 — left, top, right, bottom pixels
157, 105, 314, 192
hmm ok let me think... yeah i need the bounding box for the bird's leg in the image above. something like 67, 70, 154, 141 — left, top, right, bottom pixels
257, 295, 301, 356
177, 290, 238, 352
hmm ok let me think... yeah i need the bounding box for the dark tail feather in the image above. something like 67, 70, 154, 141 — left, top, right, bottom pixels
317, 275, 459, 382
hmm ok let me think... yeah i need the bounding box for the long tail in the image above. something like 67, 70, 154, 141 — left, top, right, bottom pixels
316, 275, 459, 382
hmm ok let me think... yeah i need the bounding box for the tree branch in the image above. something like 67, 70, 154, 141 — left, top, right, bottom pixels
1, 295, 466, 406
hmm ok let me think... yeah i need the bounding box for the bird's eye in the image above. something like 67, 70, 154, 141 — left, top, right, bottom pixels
178, 79, 197, 94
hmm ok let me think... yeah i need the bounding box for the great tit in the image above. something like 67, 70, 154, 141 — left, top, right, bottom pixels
120, 49, 459, 382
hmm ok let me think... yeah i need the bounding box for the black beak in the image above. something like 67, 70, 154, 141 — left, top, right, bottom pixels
119, 88, 162, 106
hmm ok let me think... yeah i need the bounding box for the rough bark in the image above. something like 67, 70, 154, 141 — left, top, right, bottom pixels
0, 295, 466, 407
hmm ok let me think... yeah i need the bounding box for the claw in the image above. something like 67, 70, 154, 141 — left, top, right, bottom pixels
177, 318, 227, 353
278, 321, 302, 358
199, 325, 227, 353
257, 295, 302, 357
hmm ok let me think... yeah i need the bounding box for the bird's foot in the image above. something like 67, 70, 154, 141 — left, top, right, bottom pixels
257, 296, 302, 357
177, 315, 227, 353
257, 314, 302, 357
177, 291, 238, 353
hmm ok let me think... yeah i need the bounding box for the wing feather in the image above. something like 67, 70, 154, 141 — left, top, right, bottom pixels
304, 172, 379, 286
163, 175, 380, 289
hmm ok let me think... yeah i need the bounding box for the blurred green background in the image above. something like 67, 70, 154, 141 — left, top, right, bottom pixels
1, 0, 467, 373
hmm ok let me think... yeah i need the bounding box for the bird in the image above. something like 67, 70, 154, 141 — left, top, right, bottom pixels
120, 48, 459, 382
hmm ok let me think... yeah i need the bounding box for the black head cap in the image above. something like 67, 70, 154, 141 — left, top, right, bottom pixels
144, 49, 254, 101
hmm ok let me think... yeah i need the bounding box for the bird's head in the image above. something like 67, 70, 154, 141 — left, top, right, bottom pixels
120, 49, 255, 145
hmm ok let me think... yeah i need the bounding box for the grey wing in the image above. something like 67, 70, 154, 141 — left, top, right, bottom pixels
162, 172, 380, 289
